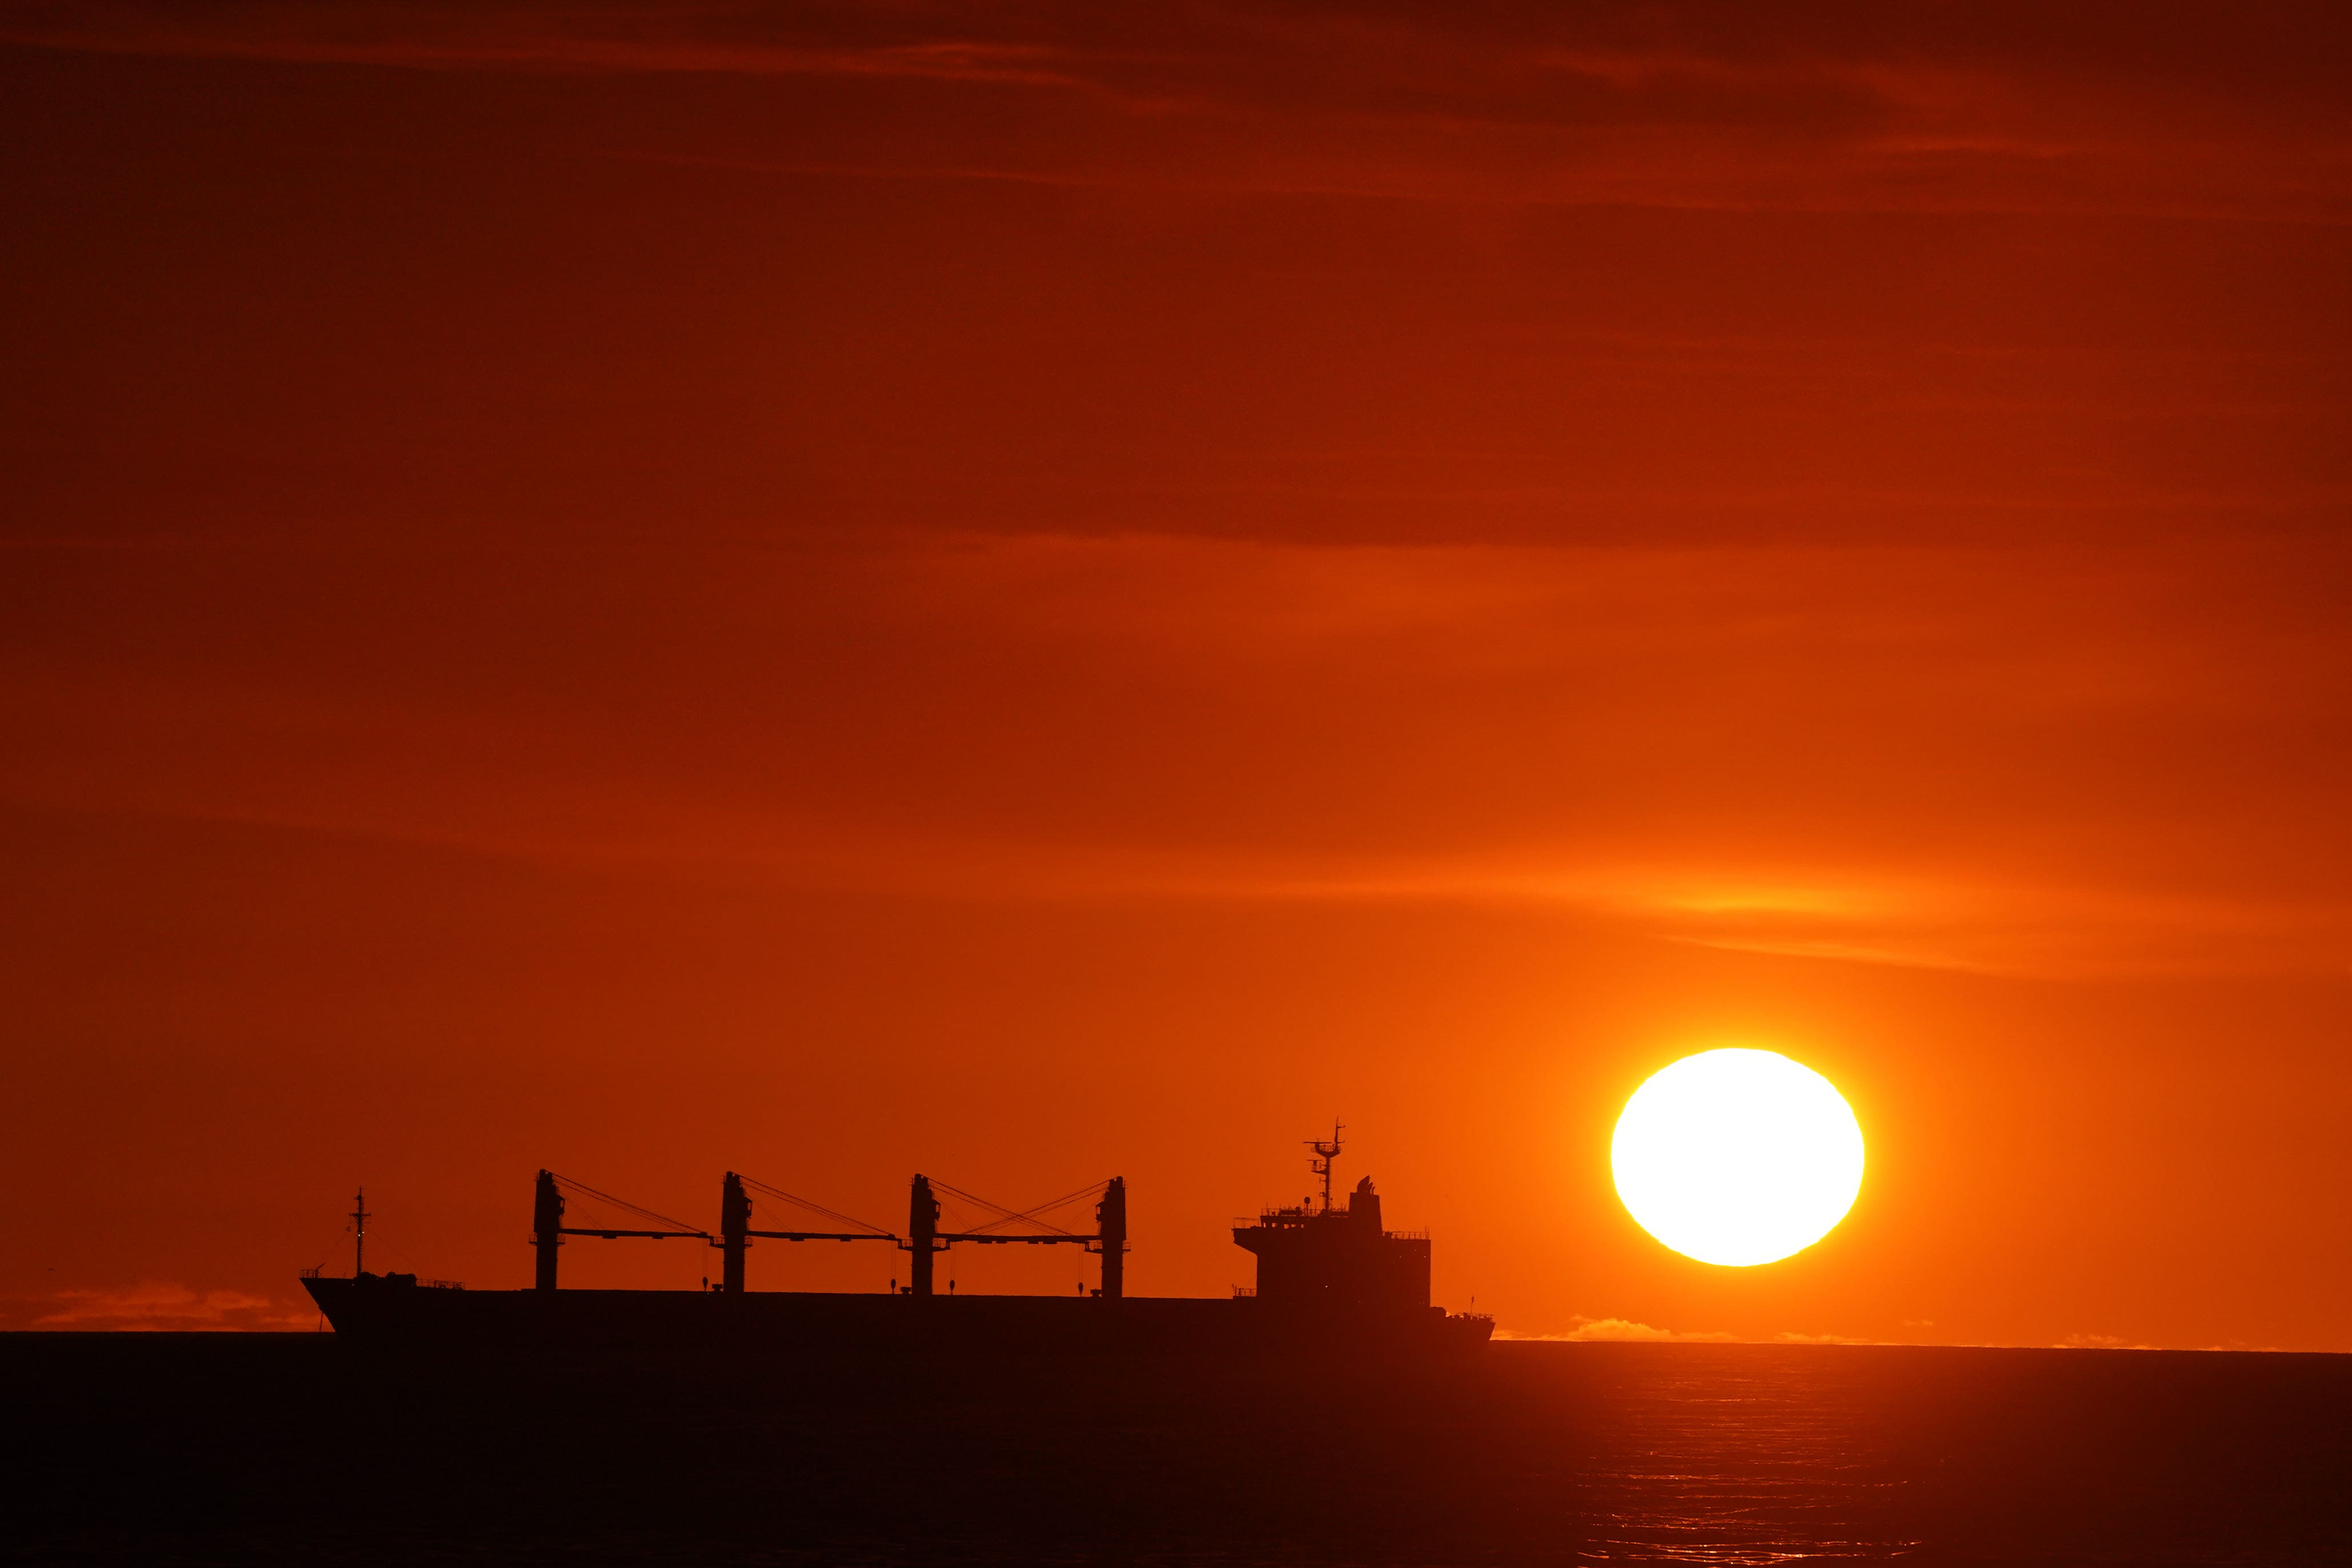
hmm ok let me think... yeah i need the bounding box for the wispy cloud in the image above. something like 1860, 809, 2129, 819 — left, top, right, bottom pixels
0, 5, 1086, 85
5, 535, 2349, 982
6, 2, 2347, 220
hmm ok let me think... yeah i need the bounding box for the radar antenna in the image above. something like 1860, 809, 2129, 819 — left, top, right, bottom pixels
1306, 1122, 1345, 1211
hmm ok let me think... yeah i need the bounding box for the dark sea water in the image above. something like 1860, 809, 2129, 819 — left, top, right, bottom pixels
7, 1334, 2348, 1565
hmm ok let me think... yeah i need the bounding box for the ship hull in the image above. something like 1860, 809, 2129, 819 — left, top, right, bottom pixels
302, 1276, 1493, 1360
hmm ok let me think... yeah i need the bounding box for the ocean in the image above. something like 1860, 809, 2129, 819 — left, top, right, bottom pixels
8, 1334, 2347, 1564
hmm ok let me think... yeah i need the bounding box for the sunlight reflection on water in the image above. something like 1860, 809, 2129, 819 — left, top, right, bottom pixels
1571, 1358, 1918, 1565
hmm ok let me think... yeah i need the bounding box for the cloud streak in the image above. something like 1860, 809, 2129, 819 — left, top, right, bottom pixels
5, 534, 2349, 981
0, 4, 1087, 85
6, 2, 2349, 220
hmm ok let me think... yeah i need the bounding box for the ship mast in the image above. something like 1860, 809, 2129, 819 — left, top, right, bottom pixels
1306, 1122, 1345, 1212
351, 1187, 370, 1278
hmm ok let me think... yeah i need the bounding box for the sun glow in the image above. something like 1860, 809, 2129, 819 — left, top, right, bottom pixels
1611, 1048, 1865, 1267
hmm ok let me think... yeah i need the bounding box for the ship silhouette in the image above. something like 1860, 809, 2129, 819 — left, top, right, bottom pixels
304, 1129, 1494, 1357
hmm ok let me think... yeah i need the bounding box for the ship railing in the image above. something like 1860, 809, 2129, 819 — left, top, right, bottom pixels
1235, 1213, 1434, 1242
295, 1266, 462, 1289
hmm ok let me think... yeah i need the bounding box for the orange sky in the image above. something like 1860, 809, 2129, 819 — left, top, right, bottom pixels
3, 3, 2350, 1347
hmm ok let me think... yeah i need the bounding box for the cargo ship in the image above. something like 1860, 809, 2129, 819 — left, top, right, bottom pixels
302, 1132, 1492, 1357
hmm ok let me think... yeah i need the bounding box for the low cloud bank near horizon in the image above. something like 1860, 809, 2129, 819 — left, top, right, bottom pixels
1499, 1323, 2287, 1351
1498, 1316, 1875, 1345
21, 1281, 316, 1331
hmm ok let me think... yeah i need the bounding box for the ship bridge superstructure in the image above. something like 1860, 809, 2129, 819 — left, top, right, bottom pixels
1232, 1128, 1431, 1317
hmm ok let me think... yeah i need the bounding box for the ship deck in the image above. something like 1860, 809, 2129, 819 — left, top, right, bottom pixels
302, 1275, 1492, 1358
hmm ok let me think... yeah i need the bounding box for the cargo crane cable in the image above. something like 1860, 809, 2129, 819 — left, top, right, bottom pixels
736, 1175, 895, 1238
962, 1179, 1111, 1235
549, 1173, 707, 1238
931, 1178, 1091, 1238
929, 1177, 1108, 1238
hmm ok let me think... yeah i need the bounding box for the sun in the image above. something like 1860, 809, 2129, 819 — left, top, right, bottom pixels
1611, 1047, 1864, 1267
